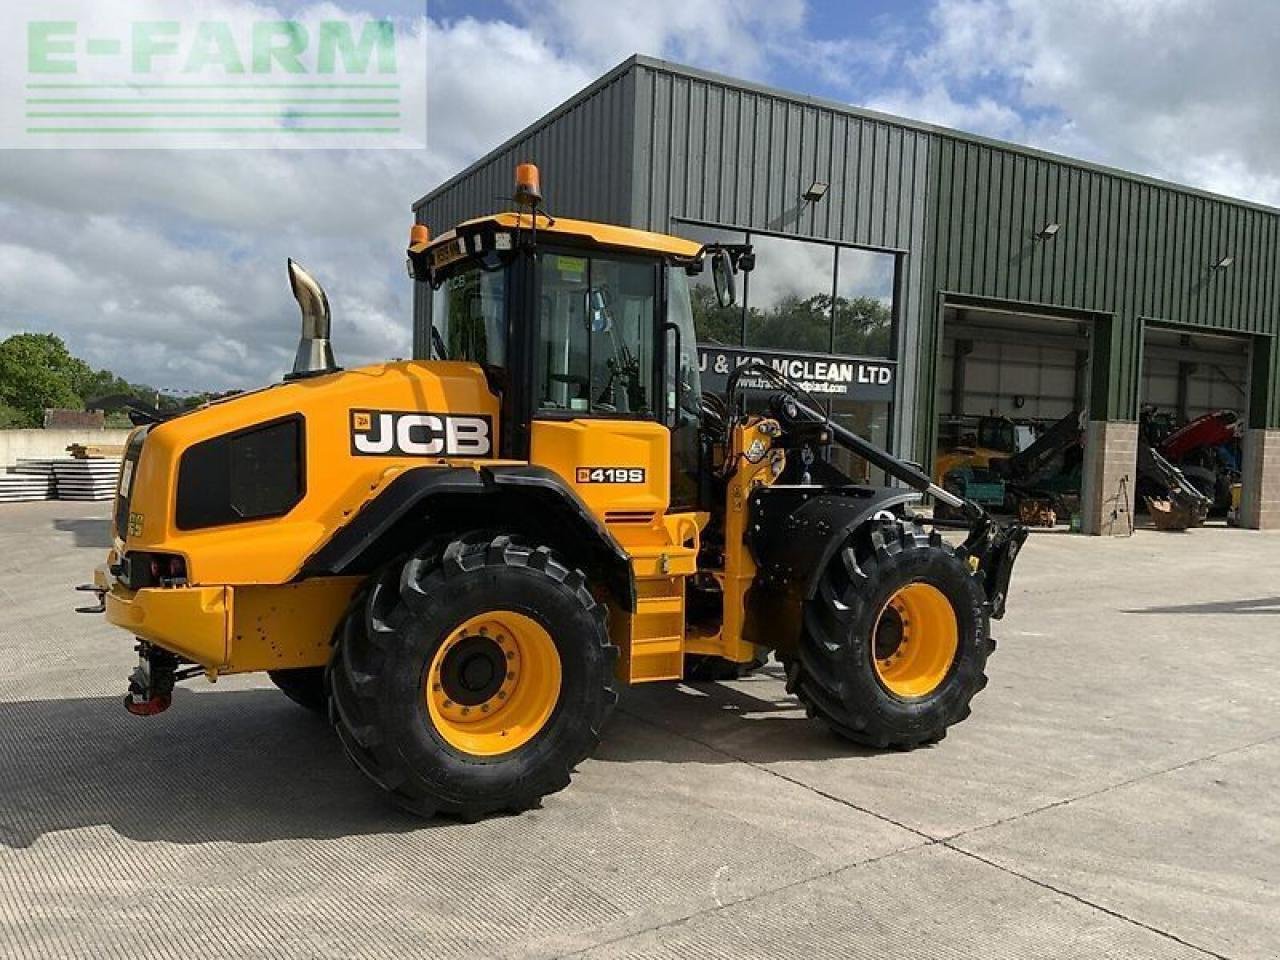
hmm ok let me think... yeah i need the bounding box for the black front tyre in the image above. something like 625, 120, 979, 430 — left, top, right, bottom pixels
784, 519, 992, 749
328, 535, 618, 819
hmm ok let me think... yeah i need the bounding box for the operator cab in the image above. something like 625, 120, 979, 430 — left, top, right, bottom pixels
410, 175, 750, 509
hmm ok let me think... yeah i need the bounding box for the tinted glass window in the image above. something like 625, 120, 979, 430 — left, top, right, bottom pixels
665, 267, 703, 421
673, 223, 897, 360
431, 266, 506, 365
536, 253, 657, 416
829, 399, 891, 483
833, 247, 895, 358
744, 234, 836, 352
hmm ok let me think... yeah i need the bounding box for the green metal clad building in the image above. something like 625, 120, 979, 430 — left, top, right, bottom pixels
415, 55, 1280, 532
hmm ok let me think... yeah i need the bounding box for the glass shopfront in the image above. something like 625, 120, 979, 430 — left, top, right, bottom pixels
679, 223, 898, 481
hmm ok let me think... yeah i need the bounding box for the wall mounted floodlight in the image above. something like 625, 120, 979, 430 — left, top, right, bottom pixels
802, 180, 829, 203
1034, 222, 1061, 241
1212, 255, 1235, 270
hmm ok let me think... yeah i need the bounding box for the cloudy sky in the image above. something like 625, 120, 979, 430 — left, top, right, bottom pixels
2, 0, 1278, 392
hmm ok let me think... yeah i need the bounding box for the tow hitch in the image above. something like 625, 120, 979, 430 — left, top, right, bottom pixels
74, 583, 106, 614
124, 641, 201, 716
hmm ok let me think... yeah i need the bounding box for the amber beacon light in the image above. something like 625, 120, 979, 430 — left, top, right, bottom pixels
514, 162, 542, 208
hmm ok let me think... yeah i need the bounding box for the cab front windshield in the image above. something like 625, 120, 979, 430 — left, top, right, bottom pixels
432, 249, 703, 425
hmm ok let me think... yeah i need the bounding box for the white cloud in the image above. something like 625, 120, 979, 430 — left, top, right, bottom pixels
0, 5, 597, 391
512, 0, 805, 79
869, 0, 1280, 206
866, 84, 1025, 141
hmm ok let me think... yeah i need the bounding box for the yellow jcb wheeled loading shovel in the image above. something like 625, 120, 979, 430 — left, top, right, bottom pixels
78, 163, 1027, 819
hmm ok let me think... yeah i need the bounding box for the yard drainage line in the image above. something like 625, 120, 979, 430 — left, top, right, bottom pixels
615, 706, 937, 843
617, 705, 1240, 960
942, 844, 1231, 960
940, 728, 1280, 845
554, 841, 924, 960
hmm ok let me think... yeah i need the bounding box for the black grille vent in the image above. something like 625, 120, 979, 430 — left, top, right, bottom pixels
176, 416, 306, 530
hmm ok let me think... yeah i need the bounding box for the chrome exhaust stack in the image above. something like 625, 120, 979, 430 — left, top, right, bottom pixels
286, 258, 338, 379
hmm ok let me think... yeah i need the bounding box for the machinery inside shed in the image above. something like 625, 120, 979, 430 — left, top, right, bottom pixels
935, 303, 1091, 530
1138, 328, 1250, 526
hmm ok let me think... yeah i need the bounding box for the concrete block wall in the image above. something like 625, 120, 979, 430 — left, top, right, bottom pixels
1080, 420, 1138, 536
1239, 428, 1280, 530
0, 429, 132, 468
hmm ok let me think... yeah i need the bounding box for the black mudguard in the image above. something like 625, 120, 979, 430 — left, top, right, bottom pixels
742, 485, 919, 652
298, 464, 635, 611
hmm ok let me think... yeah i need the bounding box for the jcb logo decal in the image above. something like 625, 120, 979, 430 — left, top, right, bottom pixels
351, 409, 492, 457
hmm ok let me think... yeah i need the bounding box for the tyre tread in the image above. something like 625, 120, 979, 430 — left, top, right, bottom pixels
786, 518, 991, 751
328, 535, 617, 819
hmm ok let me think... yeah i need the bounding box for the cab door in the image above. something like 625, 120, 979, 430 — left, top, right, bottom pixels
527, 248, 706, 682
662, 265, 705, 511
527, 247, 671, 522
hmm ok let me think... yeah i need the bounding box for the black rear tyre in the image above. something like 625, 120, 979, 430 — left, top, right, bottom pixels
783, 519, 992, 749
268, 667, 327, 713
328, 535, 618, 819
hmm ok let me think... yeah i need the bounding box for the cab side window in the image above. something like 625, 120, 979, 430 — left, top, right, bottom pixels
536, 253, 656, 416
431, 266, 507, 366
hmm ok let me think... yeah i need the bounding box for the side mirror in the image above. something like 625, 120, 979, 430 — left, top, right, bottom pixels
711, 249, 736, 307
586, 288, 613, 332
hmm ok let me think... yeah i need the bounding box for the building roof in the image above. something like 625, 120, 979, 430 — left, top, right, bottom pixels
415, 54, 1279, 220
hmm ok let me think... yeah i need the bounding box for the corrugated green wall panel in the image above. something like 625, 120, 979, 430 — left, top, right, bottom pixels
919, 130, 1280, 447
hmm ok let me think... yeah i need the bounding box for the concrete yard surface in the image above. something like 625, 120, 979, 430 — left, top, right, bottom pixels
0, 500, 1276, 959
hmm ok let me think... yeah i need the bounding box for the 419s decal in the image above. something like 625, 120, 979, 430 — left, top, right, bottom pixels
575, 467, 646, 484
351, 410, 492, 457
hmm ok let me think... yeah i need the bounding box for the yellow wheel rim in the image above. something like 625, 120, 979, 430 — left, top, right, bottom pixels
425, 611, 562, 757
871, 582, 959, 699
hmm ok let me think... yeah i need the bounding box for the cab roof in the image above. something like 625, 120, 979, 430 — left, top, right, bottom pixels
426, 212, 704, 260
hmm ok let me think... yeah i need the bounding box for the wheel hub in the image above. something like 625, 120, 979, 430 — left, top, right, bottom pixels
425, 611, 561, 757
439, 635, 508, 706
871, 582, 959, 699
873, 605, 906, 662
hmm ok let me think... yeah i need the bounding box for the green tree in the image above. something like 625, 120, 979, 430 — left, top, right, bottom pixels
833, 295, 893, 357
0, 333, 92, 427
702, 291, 894, 357
747, 294, 833, 352
0, 331, 221, 428
76, 367, 134, 405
